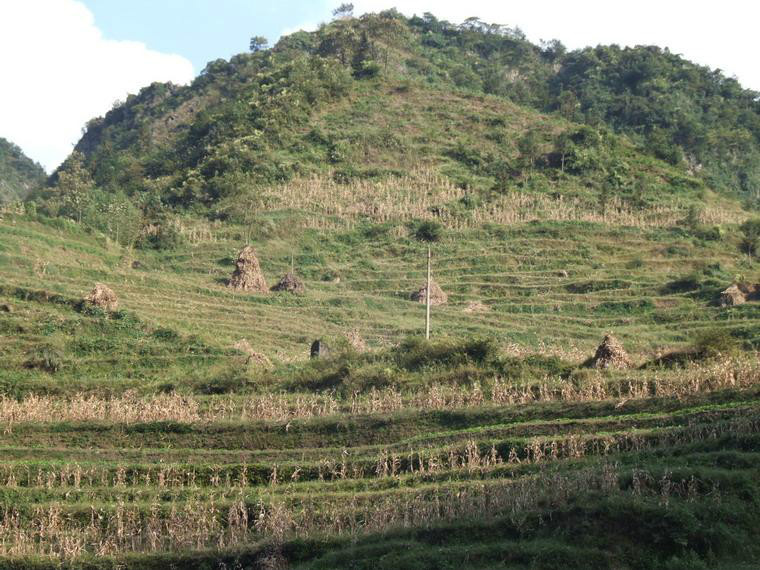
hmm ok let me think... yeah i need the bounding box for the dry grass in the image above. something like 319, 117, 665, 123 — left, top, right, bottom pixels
238, 168, 741, 230
1, 356, 757, 430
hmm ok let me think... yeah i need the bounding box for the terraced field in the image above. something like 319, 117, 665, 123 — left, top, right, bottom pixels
1, 204, 760, 568
1, 203, 757, 369
0, 383, 759, 568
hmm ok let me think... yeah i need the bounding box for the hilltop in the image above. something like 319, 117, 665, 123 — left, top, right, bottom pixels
0, 137, 45, 203
40, 11, 759, 214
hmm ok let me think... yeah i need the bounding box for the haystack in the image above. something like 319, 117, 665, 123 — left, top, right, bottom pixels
84, 283, 118, 311
411, 279, 448, 306
345, 328, 366, 352
310, 339, 329, 359
719, 284, 746, 307
233, 339, 271, 368
271, 272, 305, 294
588, 334, 632, 369
228, 246, 268, 292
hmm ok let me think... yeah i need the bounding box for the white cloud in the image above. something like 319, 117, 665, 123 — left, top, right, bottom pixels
346, 1, 760, 91
0, 0, 194, 172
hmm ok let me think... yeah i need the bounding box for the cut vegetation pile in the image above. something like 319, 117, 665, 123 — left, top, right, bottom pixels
228, 246, 267, 292
411, 279, 448, 306
271, 271, 305, 294
232, 339, 271, 368
83, 283, 118, 311
345, 328, 367, 352
719, 282, 759, 307
587, 334, 633, 369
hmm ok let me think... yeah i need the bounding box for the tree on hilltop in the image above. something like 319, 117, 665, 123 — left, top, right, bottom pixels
249, 36, 269, 52
333, 3, 354, 19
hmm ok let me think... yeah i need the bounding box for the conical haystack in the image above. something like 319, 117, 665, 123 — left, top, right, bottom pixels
233, 339, 271, 368
719, 284, 746, 307
84, 283, 118, 311
589, 334, 632, 369
345, 328, 366, 352
228, 246, 268, 292
411, 279, 448, 306
271, 272, 305, 294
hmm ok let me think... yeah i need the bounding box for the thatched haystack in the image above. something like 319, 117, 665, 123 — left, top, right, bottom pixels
228, 246, 268, 292
719, 284, 746, 307
271, 272, 305, 294
588, 334, 632, 369
310, 339, 329, 359
345, 328, 366, 352
719, 283, 759, 307
233, 339, 271, 368
411, 279, 448, 306
84, 283, 118, 311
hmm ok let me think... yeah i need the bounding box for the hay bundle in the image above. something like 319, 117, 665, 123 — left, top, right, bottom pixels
233, 339, 271, 368
464, 301, 490, 313
345, 328, 366, 352
588, 334, 632, 369
84, 283, 118, 311
271, 272, 305, 294
310, 339, 329, 359
228, 246, 268, 292
411, 279, 448, 306
719, 284, 746, 307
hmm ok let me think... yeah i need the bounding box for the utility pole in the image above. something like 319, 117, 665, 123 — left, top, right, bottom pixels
426, 245, 431, 340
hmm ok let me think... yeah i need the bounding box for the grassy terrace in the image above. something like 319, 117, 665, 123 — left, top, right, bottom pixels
1, 203, 759, 568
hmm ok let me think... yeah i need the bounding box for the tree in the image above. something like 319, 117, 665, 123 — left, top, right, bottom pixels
333, 3, 354, 19
249, 36, 268, 52
414, 220, 443, 243
558, 90, 580, 121
517, 129, 543, 172
56, 151, 94, 223
739, 218, 760, 258
554, 131, 574, 173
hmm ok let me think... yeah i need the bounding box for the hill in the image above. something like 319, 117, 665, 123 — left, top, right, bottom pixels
40, 10, 760, 215
0, 137, 45, 203
2, 8, 760, 570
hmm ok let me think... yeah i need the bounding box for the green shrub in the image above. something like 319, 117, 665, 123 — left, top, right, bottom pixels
136, 224, 185, 251
739, 218, 760, 256
413, 220, 443, 242
24, 345, 63, 373
693, 329, 741, 359
396, 337, 496, 371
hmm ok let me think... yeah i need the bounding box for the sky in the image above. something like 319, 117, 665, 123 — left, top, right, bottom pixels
1, 0, 758, 173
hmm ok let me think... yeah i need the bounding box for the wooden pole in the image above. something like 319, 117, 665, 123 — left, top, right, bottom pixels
426, 245, 431, 340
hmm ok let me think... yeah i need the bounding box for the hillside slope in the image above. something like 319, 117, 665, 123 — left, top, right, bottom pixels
0, 137, 45, 203
49, 11, 760, 213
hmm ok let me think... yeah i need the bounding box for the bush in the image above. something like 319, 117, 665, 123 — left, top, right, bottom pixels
693, 329, 741, 359
413, 220, 443, 242
396, 337, 497, 371
24, 345, 63, 373
739, 218, 760, 257
136, 224, 185, 251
